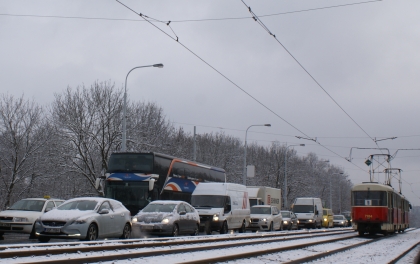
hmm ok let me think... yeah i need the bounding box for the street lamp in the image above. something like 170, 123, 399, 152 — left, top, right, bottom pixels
243, 124, 271, 186
329, 172, 343, 212
122, 64, 164, 151
284, 144, 305, 209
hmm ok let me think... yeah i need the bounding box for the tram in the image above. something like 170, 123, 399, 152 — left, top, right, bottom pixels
351, 182, 410, 236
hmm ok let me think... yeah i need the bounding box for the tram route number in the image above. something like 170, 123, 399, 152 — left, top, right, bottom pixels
365, 215, 372, 219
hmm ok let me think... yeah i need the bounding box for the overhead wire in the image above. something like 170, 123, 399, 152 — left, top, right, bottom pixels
115, 0, 369, 174
0, 1, 383, 23
240, 0, 380, 149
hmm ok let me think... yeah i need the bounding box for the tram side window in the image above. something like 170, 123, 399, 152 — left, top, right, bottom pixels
353, 191, 387, 206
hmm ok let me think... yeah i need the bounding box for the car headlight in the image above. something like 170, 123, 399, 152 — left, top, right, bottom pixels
323, 218, 327, 222
213, 213, 220, 221
161, 217, 171, 224
13, 217, 28, 222
308, 219, 313, 223
132, 217, 138, 223
283, 220, 288, 224
260, 218, 267, 222
72, 219, 87, 225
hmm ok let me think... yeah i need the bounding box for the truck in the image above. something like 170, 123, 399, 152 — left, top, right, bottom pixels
246, 186, 282, 210
291, 197, 323, 229
190, 182, 250, 235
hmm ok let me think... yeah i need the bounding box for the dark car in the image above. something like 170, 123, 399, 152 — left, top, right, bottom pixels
280, 210, 298, 230
342, 211, 352, 227
132, 200, 200, 237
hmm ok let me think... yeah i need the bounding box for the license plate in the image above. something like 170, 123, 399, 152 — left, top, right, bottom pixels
45, 228, 61, 233
0, 223, 10, 227
141, 225, 153, 230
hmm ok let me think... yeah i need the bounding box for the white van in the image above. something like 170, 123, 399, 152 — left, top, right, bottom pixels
191, 183, 250, 234
291, 197, 323, 229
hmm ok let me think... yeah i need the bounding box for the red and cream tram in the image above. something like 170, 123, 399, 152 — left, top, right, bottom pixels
351, 182, 410, 236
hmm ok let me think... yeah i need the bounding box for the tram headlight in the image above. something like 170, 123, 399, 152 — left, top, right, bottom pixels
323, 218, 327, 222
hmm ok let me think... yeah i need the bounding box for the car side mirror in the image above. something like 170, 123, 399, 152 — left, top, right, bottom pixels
179, 211, 186, 215
99, 209, 109, 214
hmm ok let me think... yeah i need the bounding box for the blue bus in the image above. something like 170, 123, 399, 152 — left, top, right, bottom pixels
102, 152, 226, 215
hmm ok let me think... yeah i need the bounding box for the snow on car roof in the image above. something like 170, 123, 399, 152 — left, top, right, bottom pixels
149, 200, 185, 204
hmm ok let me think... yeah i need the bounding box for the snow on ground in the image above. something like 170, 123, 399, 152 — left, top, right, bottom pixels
1, 228, 419, 263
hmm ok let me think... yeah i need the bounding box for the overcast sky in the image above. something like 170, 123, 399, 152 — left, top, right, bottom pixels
1, 0, 420, 205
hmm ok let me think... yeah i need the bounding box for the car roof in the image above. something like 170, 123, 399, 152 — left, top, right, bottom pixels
150, 200, 185, 204
21, 198, 64, 201
251, 205, 273, 208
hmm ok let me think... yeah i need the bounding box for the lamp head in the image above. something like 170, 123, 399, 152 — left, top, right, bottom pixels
264, 124, 271, 127
153, 63, 164, 68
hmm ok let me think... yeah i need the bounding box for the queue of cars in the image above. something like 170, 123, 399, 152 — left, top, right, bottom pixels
0, 194, 350, 243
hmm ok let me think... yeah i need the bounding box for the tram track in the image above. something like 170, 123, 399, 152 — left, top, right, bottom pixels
0, 229, 355, 263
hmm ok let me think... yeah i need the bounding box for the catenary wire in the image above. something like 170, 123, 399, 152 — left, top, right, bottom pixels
0, 1, 383, 23
114, 0, 369, 174
240, 0, 381, 152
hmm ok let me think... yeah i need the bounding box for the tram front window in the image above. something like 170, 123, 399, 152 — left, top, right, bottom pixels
105, 181, 150, 215
352, 191, 387, 206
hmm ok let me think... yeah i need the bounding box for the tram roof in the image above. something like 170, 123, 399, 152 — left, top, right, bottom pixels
351, 182, 395, 192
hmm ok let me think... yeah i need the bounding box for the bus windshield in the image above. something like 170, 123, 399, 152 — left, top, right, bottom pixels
107, 153, 154, 173
105, 181, 150, 215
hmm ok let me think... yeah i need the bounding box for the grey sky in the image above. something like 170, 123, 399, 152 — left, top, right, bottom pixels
1, 0, 419, 205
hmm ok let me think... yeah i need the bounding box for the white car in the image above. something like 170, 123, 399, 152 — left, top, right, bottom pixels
248, 205, 283, 231
35, 197, 131, 242
333, 215, 349, 227
0, 197, 64, 239
132, 200, 200, 237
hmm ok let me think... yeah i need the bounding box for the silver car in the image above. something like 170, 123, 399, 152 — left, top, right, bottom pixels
333, 214, 349, 227
0, 197, 64, 239
132, 200, 200, 237
35, 197, 131, 242
248, 205, 283, 232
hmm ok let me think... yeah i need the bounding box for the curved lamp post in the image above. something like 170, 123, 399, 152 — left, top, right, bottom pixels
122, 63, 164, 151
284, 144, 305, 209
243, 124, 271, 185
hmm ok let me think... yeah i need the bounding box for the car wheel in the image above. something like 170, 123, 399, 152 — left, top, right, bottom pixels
191, 224, 199, 236
85, 224, 98, 241
269, 222, 273, 232
238, 221, 246, 233
220, 221, 228, 234
288, 224, 292, 231
120, 223, 131, 239
172, 224, 179, 237
279, 222, 283, 231
38, 237, 50, 243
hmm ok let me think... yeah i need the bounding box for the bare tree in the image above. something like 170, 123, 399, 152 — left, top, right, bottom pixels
0, 94, 51, 209
51, 81, 123, 196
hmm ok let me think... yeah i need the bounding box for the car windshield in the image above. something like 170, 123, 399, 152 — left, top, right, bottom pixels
142, 203, 176, 213
251, 207, 271, 214
334, 215, 344, 220
9, 200, 45, 212
281, 211, 290, 218
58, 200, 98, 211
190, 195, 227, 208
292, 205, 314, 213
